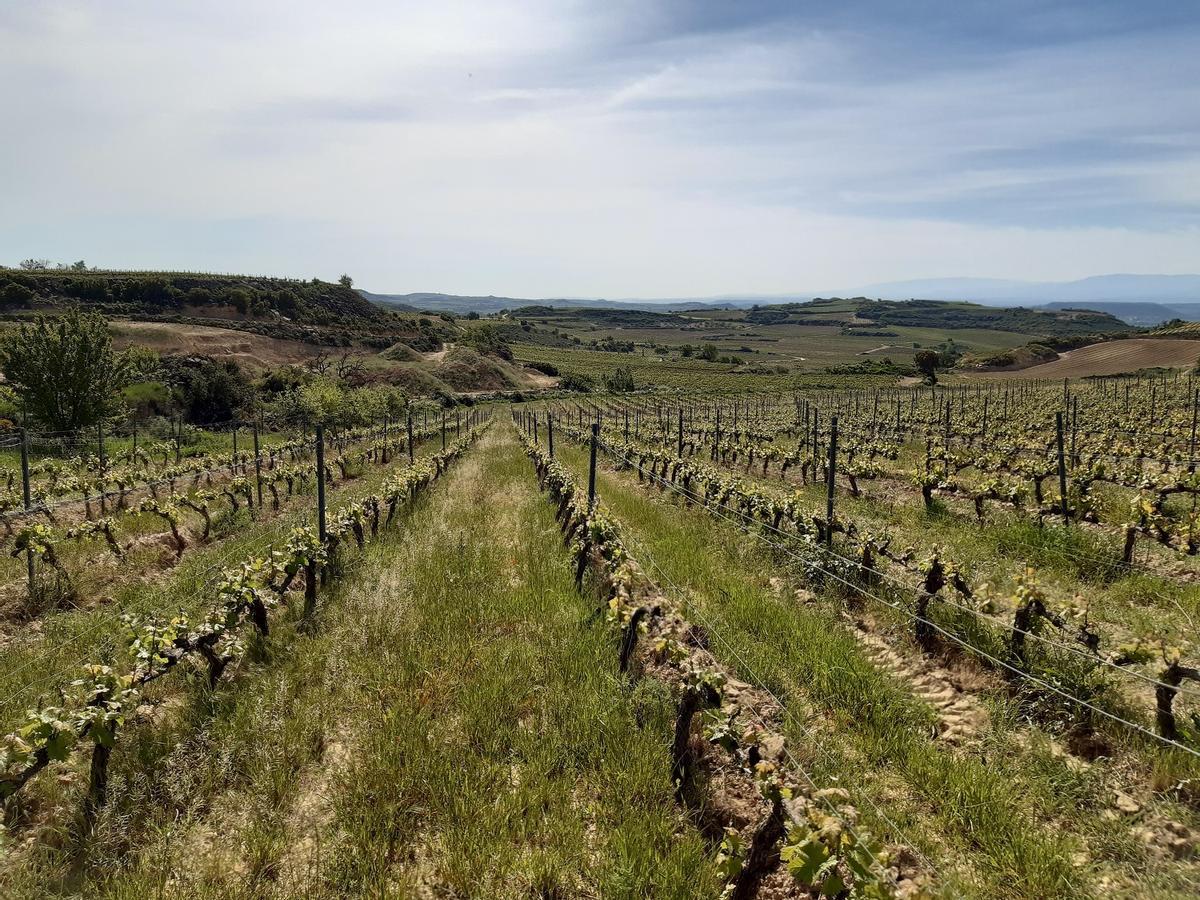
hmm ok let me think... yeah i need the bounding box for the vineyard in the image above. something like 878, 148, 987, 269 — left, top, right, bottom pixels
2, 376, 1200, 897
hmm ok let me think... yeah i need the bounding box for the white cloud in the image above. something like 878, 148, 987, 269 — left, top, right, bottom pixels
1, 0, 1196, 294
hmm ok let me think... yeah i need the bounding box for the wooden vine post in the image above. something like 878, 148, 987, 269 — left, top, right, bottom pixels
315, 423, 327, 593
19, 428, 34, 594
1190, 390, 1199, 551
588, 422, 599, 511
252, 419, 263, 507
826, 415, 838, 547
97, 423, 107, 516
407, 412, 415, 464
1056, 411, 1069, 525
548, 412, 555, 458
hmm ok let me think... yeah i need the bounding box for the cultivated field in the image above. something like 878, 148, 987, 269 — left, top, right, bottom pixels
996, 339, 1200, 379
6, 373, 1200, 898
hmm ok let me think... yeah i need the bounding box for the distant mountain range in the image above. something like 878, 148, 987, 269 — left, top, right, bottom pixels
361, 274, 1200, 326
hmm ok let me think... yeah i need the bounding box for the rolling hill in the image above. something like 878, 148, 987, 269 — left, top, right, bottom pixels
0, 269, 399, 349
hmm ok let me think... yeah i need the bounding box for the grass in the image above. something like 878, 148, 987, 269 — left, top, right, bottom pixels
7, 414, 1200, 897
0, 432, 447, 732
547, 432, 1200, 898
0, 426, 720, 899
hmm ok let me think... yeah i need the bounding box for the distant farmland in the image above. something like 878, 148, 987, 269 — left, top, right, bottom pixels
998, 338, 1200, 378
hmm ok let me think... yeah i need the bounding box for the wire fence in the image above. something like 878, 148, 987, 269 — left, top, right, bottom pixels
577, 435, 1200, 759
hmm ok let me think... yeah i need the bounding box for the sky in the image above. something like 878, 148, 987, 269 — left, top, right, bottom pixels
1, 0, 1198, 297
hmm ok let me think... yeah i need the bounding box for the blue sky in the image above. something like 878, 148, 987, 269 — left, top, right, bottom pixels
1, 1, 1197, 296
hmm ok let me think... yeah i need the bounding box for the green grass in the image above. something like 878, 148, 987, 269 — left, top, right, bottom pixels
546, 433, 1200, 898
0, 432, 447, 732
0, 427, 720, 899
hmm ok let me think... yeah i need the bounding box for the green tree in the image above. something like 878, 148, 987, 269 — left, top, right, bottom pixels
0, 309, 130, 430
175, 359, 253, 425
699, 343, 719, 362
914, 349, 940, 384
603, 366, 636, 392
338, 274, 353, 288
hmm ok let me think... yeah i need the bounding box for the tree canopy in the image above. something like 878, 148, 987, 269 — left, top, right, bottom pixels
0, 309, 131, 431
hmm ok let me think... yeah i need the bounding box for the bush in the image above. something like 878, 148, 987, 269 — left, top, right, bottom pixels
558, 372, 596, 392
0, 282, 35, 308
603, 366, 636, 392
161, 356, 254, 425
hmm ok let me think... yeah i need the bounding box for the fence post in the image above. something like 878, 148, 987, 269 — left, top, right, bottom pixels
1190, 390, 1198, 475
548, 413, 555, 458
315, 424, 327, 544
231, 424, 239, 475
174, 416, 182, 462
534, 415, 539, 445
20, 428, 34, 594
588, 423, 599, 511
1190, 390, 1199, 551
442, 411, 447, 451
1070, 396, 1078, 469
1056, 411, 1069, 525
253, 420, 263, 507
826, 416, 838, 547
97, 423, 107, 516
942, 403, 951, 478
407, 413, 415, 464
678, 407, 684, 458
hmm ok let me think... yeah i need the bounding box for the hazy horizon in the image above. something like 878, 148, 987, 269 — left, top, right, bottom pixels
3, 2, 1198, 296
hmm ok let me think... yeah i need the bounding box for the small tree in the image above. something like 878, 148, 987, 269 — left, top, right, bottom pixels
699, 343, 719, 362
0, 309, 130, 431
603, 366, 636, 393
914, 349, 940, 384
338, 274, 353, 288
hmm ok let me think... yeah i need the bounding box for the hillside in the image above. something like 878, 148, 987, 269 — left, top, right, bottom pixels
850, 299, 1127, 337
0, 269, 392, 345
981, 338, 1200, 379
1042, 301, 1188, 326
359, 290, 742, 314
